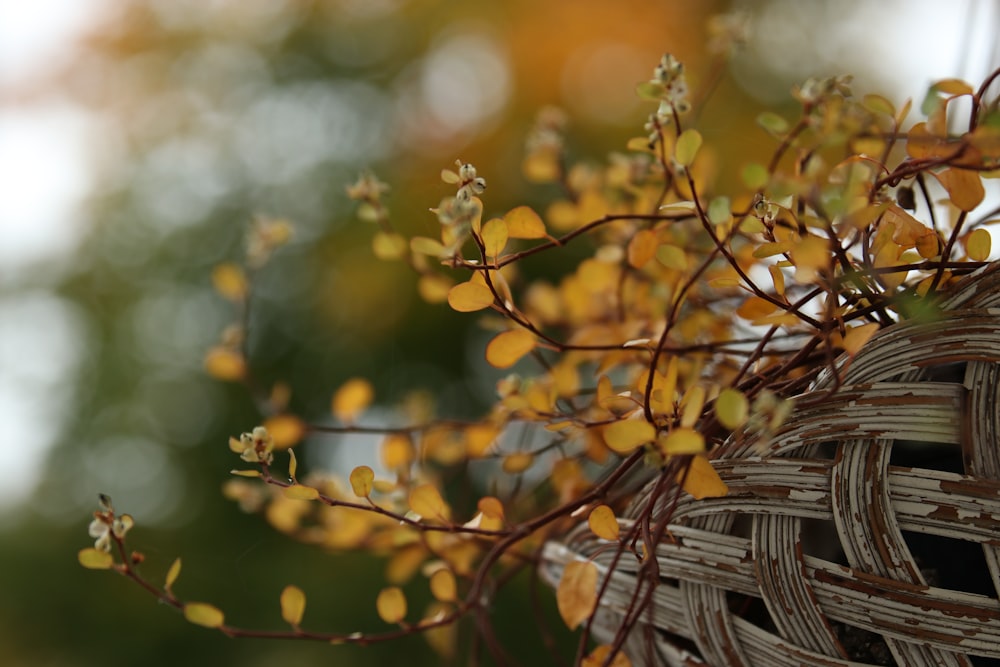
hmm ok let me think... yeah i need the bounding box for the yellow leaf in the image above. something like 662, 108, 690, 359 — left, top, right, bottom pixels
715, 388, 749, 430
410, 236, 448, 257
372, 231, 408, 260
381, 434, 415, 469
522, 149, 561, 183
349, 465, 374, 498
680, 455, 728, 499
422, 601, 457, 658
556, 560, 598, 630
480, 218, 509, 258
230, 469, 261, 477
768, 265, 786, 296
447, 281, 495, 312
409, 484, 450, 521
184, 602, 225, 629
464, 424, 499, 458
655, 244, 687, 270
627, 229, 658, 269
842, 323, 880, 357
753, 240, 795, 258
376, 586, 407, 624
203, 346, 246, 381
588, 505, 620, 541
287, 449, 298, 480
280, 585, 306, 627
165, 557, 182, 592
485, 330, 536, 368
418, 273, 453, 303
78, 548, 114, 570
429, 569, 457, 602
736, 296, 778, 320
603, 419, 655, 454
262, 414, 306, 449
967, 228, 992, 261
658, 428, 705, 455
504, 205, 547, 239
211, 263, 247, 301
331, 378, 374, 422
679, 385, 705, 429
674, 128, 702, 167
583, 645, 632, 667
502, 451, 534, 473
284, 484, 320, 501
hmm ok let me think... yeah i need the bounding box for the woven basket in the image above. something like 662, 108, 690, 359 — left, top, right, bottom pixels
542, 263, 1000, 666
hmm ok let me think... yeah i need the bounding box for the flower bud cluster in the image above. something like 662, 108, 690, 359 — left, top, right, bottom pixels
88, 494, 134, 552
230, 425, 275, 465
643, 54, 690, 145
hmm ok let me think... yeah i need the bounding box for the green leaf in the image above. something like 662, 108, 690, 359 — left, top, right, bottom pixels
635, 81, 666, 101
756, 111, 789, 135
742, 163, 769, 190
715, 388, 749, 430
707, 196, 731, 226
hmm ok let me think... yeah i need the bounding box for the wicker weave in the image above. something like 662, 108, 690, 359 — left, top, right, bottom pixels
542, 263, 1000, 666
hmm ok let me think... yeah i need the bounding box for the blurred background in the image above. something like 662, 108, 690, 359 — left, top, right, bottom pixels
1, 0, 997, 665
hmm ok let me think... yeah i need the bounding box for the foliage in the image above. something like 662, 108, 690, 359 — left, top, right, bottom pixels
79, 11, 1000, 666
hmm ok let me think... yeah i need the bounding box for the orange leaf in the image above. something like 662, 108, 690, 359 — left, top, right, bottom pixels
556, 561, 598, 630
627, 229, 658, 268
588, 505, 620, 541
736, 296, 778, 320
203, 346, 246, 381
262, 414, 306, 449
381, 434, 415, 469
485, 330, 536, 368
842, 323, 880, 357
504, 206, 547, 239
679, 455, 728, 500
331, 378, 374, 422
280, 585, 306, 627
932, 168, 984, 211
583, 645, 632, 667
211, 263, 247, 301
447, 281, 495, 312
502, 451, 534, 473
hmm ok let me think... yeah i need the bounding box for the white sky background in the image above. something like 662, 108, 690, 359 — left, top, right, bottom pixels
0, 0, 997, 511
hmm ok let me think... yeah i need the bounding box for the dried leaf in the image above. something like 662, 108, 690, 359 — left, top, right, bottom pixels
78, 548, 114, 570
280, 585, 306, 627
184, 602, 225, 629
447, 281, 495, 312
588, 505, 620, 541
332, 378, 374, 423
504, 206, 547, 239
485, 330, 536, 368
932, 168, 984, 211
376, 587, 407, 624
603, 419, 655, 454
556, 560, 598, 630
349, 465, 374, 498
679, 455, 728, 499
